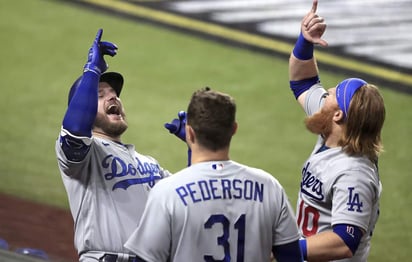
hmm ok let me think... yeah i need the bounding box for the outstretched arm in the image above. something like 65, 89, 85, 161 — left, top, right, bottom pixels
289, 0, 327, 108
63, 29, 118, 137
60, 29, 117, 162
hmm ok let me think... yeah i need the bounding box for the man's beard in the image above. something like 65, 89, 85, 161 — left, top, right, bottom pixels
304, 106, 335, 137
94, 113, 128, 137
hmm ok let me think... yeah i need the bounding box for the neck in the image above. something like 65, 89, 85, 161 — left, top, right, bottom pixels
323, 125, 342, 148
190, 148, 230, 165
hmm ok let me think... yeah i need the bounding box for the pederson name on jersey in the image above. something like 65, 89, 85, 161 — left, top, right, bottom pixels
175, 178, 264, 206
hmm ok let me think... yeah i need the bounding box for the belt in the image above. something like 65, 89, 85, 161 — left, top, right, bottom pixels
100, 254, 139, 262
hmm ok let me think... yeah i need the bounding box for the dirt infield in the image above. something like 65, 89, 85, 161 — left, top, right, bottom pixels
0, 192, 78, 261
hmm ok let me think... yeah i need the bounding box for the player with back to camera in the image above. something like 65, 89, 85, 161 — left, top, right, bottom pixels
124, 87, 304, 262
55, 29, 180, 262
288, 0, 385, 261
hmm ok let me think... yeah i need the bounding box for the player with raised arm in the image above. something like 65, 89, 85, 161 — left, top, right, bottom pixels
288, 1, 385, 261
55, 29, 171, 261
125, 87, 303, 262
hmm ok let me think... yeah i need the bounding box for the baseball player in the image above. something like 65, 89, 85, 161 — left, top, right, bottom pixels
55, 29, 171, 261
124, 87, 303, 262
288, 1, 385, 261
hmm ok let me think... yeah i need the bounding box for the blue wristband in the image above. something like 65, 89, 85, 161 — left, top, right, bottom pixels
299, 238, 307, 260
293, 32, 314, 60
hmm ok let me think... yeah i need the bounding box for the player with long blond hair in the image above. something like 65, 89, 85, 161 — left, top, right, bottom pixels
288, 1, 385, 261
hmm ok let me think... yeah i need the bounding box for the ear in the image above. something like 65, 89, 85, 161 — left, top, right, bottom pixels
232, 122, 238, 136
333, 109, 345, 122
186, 124, 195, 144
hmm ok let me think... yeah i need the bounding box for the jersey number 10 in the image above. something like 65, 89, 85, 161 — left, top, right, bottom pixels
204, 214, 245, 262
297, 200, 320, 236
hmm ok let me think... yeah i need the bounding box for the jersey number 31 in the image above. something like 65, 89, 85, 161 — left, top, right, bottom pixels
204, 214, 245, 262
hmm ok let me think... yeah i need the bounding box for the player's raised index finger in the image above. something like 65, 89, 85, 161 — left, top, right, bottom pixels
94, 28, 103, 43
311, 0, 318, 13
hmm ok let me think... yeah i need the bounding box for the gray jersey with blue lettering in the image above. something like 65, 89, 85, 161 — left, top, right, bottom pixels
125, 160, 300, 262
55, 129, 170, 255
296, 84, 382, 261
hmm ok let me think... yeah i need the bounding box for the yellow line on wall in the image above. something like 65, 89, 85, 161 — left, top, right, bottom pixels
84, 0, 412, 87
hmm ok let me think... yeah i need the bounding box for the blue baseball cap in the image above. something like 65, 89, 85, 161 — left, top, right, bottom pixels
68, 72, 124, 105
335, 78, 367, 119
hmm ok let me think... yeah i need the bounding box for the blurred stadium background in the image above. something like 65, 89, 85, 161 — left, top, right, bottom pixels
0, 0, 411, 261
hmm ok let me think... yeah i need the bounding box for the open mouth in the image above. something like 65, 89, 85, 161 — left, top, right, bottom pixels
106, 104, 123, 119
107, 104, 120, 115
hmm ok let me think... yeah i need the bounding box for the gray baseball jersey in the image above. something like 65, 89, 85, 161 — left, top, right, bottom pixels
297, 84, 382, 261
125, 160, 300, 262
55, 128, 170, 255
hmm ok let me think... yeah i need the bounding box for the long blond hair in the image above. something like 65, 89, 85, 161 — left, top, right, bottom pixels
339, 84, 385, 162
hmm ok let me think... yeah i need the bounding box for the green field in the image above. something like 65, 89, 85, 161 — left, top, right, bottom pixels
1, 0, 411, 260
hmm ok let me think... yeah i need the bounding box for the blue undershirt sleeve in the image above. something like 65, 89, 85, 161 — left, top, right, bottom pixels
62, 71, 99, 137
289, 75, 320, 99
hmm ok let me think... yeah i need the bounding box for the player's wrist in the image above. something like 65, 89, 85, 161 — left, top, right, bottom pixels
83, 64, 102, 76
299, 238, 307, 260
293, 32, 314, 60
